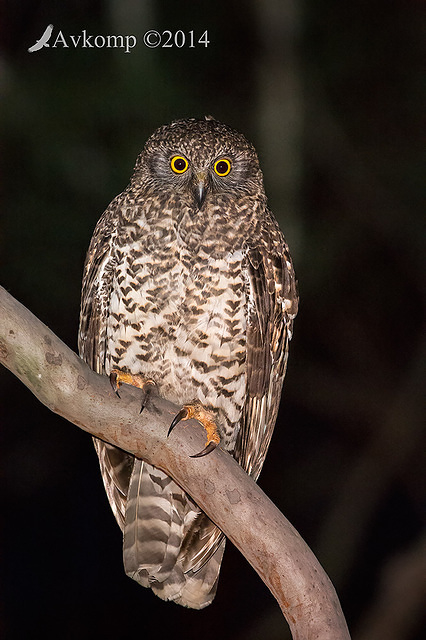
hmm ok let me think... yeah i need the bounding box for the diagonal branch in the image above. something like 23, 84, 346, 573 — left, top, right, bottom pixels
0, 285, 350, 640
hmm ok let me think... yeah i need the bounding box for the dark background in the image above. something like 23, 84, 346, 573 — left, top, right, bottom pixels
1, 2, 424, 639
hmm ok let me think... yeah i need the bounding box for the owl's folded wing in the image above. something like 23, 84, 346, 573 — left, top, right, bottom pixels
234, 233, 298, 480
78, 205, 132, 530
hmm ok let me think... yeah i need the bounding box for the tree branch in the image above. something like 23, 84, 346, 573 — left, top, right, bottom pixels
0, 285, 350, 639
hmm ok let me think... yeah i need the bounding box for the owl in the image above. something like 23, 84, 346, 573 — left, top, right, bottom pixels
78, 117, 298, 609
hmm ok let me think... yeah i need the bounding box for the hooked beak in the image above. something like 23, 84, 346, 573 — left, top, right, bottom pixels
194, 174, 207, 209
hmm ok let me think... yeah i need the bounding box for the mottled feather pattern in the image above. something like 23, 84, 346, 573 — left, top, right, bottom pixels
79, 117, 298, 608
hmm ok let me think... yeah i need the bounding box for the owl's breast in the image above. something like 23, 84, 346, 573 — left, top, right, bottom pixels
105, 238, 248, 441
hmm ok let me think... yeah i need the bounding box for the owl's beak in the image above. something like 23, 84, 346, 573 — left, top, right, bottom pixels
194, 174, 207, 209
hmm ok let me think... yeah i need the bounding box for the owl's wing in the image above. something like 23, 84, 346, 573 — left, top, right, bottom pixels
78, 217, 112, 373
79, 212, 114, 374
234, 235, 298, 480
78, 208, 132, 531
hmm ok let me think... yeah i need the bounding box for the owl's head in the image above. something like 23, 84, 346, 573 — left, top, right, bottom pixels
132, 117, 265, 209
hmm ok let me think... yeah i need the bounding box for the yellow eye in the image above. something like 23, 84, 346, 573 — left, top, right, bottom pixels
214, 158, 232, 177
171, 155, 189, 174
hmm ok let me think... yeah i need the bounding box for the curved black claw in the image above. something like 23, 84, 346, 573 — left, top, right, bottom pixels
190, 441, 218, 458
109, 371, 120, 398
168, 408, 188, 437
139, 381, 155, 414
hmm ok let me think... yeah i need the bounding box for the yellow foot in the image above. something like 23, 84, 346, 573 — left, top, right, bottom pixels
110, 369, 156, 413
168, 402, 221, 458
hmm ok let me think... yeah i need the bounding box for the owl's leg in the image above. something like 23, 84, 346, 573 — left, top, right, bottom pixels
168, 402, 220, 458
110, 369, 156, 413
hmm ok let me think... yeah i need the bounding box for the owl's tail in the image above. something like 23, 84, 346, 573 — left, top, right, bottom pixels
123, 458, 225, 609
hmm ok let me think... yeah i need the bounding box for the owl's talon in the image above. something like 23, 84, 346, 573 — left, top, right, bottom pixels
168, 408, 189, 436
190, 441, 218, 458
168, 403, 220, 457
110, 369, 156, 412
110, 371, 121, 398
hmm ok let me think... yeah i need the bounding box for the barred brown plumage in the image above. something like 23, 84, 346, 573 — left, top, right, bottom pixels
78, 117, 298, 608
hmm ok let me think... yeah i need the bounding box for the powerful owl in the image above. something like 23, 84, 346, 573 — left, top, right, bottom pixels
78, 117, 298, 609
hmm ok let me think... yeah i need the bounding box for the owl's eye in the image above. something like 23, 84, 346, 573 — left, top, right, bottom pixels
170, 155, 189, 174
214, 158, 232, 177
